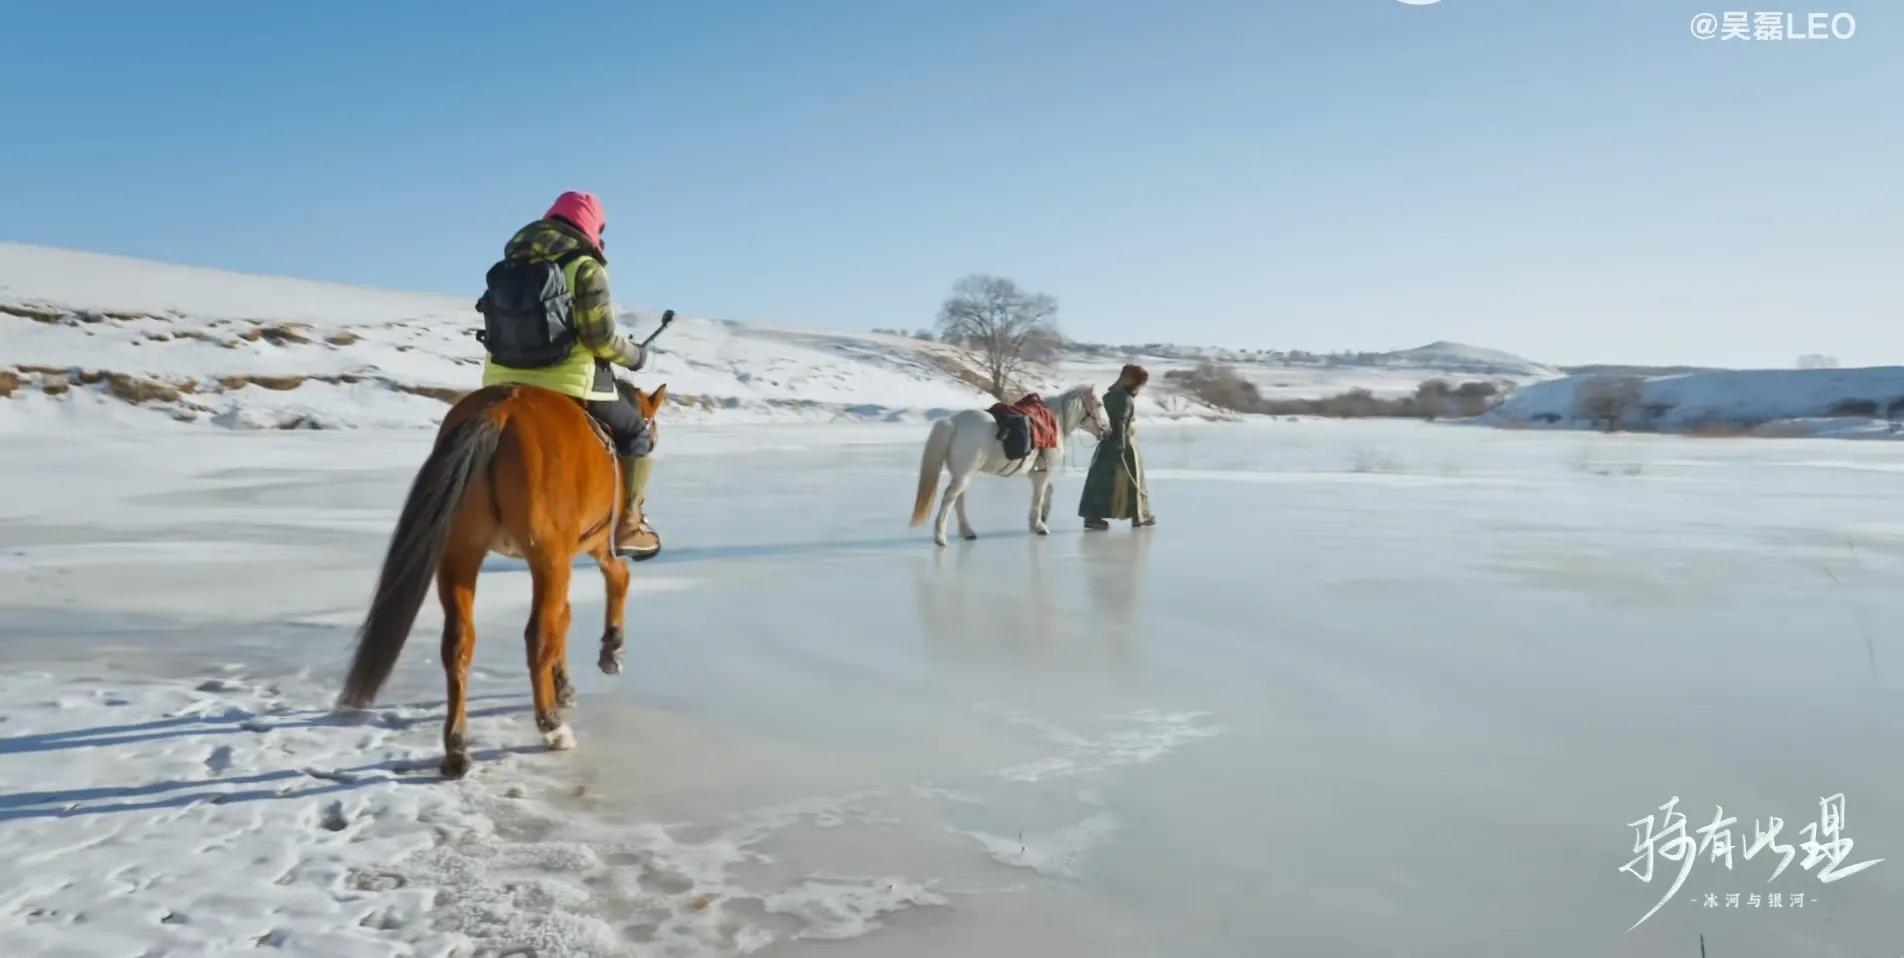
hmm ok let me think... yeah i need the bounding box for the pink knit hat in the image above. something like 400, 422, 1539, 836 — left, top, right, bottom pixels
544, 191, 605, 249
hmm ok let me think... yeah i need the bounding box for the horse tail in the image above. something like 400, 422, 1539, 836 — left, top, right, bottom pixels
339, 410, 505, 708
910, 417, 954, 526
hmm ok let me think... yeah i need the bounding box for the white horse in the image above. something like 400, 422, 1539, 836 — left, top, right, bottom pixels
909, 385, 1108, 546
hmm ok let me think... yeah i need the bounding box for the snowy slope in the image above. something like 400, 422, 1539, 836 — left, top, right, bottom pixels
1372, 341, 1554, 377
0, 243, 1001, 430
2, 243, 1562, 432
1486, 367, 1904, 438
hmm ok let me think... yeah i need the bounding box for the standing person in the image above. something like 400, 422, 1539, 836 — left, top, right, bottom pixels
1078, 364, 1155, 530
478, 191, 662, 559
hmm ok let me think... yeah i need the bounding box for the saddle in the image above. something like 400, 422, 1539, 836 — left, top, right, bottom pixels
987, 394, 1058, 462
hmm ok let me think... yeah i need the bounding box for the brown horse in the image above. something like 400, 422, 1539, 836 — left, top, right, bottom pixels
337, 381, 667, 778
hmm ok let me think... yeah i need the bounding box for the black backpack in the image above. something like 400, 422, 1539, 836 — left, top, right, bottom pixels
475, 252, 585, 368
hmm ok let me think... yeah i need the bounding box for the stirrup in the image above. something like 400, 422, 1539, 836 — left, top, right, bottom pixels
615, 522, 662, 561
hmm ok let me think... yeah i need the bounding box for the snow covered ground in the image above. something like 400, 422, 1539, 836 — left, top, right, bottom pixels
3, 419, 1903, 956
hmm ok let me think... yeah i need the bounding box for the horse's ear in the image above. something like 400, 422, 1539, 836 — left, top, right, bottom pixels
650, 384, 668, 407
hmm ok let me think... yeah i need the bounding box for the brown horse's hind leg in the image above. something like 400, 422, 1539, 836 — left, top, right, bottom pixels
595, 548, 631, 675
525, 551, 576, 750
437, 545, 483, 778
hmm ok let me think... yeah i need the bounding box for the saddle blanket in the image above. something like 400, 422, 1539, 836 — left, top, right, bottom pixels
988, 394, 1058, 460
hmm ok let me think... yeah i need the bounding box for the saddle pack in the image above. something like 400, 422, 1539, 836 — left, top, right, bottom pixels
474, 251, 586, 368
988, 394, 1058, 461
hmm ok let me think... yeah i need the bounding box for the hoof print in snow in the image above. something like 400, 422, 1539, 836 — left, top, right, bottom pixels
317, 801, 349, 832
194, 678, 243, 692
203, 745, 232, 775
348, 872, 407, 892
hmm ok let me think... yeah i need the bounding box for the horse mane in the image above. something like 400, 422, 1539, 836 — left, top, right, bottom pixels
1051, 384, 1096, 433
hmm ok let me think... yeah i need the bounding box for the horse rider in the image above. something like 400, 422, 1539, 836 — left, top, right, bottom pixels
478, 191, 661, 560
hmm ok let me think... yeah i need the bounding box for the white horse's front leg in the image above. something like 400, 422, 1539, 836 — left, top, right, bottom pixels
1030, 472, 1052, 536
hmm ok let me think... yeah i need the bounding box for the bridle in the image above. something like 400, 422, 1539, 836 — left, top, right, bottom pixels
1077, 389, 1108, 440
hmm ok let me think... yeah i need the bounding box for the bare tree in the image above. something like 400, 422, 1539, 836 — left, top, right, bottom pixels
1797, 354, 1840, 370
1415, 379, 1452, 420
1577, 376, 1645, 432
936, 275, 1059, 399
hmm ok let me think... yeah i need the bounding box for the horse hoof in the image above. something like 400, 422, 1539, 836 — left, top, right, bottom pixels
543, 724, 577, 751
598, 650, 623, 675
962, 532, 978, 541
934, 537, 948, 547
441, 753, 471, 779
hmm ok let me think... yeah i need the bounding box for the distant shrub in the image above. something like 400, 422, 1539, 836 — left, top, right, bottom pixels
1305, 388, 1389, 418
238, 322, 315, 345
1684, 421, 1759, 438
1575, 377, 1645, 431
393, 383, 467, 404
1163, 365, 1508, 419
0, 370, 18, 399
1415, 379, 1452, 419
1164, 363, 1269, 413
218, 374, 305, 391
105, 372, 183, 405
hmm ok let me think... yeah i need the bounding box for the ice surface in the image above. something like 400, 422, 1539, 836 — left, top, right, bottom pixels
2, 419, 1903, 956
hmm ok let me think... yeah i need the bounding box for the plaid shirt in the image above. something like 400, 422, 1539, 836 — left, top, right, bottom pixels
503, 219, 641, 368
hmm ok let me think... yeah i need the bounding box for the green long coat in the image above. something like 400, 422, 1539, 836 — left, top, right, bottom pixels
1078, 386, 1152, 521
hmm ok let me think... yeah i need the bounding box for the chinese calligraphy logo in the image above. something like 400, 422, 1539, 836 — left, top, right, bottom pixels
1621, 794, 1883, 930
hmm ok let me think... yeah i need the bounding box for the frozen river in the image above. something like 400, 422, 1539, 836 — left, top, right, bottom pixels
2, 418, 1902, 956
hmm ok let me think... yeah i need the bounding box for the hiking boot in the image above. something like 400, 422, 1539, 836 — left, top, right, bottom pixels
615, 514, 662, 561
1084, 519, 1110, 531
615, 454, 662, 561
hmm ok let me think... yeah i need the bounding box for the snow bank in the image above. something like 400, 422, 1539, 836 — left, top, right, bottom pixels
1486, 366, 1904, 438
1372, 340, 1554, 377
3, 241, 1559, 432
0, 242, 1005, 431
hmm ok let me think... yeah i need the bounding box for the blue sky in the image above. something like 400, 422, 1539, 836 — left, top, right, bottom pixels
2, 1, 1896, 366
